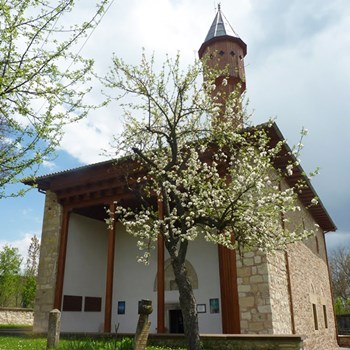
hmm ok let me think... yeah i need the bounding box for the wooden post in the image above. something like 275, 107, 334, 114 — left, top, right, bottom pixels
104, 202, 116, 332
218, 239, 240, 334
157, 198, 165, 333
54, 208, 70, 310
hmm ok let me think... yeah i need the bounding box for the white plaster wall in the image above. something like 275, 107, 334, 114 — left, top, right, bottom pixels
111, 227, 221, 334
186, 235, 222, 334
111, 223, 157, 333
61, 213, 108, 332
62, 217, 222, 334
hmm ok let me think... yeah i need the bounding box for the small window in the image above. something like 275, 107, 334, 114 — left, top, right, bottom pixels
315, 236, 320, 254
230, 51, 235, 56
84, 296, 102, 312
63, 295, 82, 312
312, 304, 318, 330
219, 50, 225, 56
323, 305, 328, 329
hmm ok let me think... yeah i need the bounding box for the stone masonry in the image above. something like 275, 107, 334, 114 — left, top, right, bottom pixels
236, 235, 337, 350
237, 251, 273, 334
33, 191, 63, 333
235, 180, 338, 350
0, 308, 33, 325
266, 250, 293, 334
283, 197, 338, 350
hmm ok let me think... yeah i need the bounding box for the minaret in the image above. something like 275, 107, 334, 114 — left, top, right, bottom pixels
198, 5, 247, 98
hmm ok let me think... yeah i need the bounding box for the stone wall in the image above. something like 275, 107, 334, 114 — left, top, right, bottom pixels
236, 251, 273, 334
0, 307, 33, 325
33, 190, 63, 333
266, 250, 293, 334
235, 179, 338, 350
284, 197, 338, 350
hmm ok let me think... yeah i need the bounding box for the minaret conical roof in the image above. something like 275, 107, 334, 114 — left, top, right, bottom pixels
204, 5, 240, 42
199, 5, 247, 58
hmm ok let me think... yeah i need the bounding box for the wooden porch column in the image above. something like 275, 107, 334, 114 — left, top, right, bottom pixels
218, 241, 240, 334
157, 198, 165, 333
104, 202, 116, 333
54, 207, 70, 310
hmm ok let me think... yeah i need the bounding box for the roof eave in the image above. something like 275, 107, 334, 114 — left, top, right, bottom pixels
24, 122, 336, 232
198, 35, 247, 58
265, 122, 337, 232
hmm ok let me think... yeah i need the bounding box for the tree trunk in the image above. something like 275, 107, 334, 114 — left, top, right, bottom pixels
171, 256, 201, 350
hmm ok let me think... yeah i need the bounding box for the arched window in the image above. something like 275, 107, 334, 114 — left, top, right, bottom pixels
154, 258, 198, 291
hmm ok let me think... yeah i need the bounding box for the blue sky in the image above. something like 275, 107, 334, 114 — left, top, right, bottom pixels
1, 0, 350, 258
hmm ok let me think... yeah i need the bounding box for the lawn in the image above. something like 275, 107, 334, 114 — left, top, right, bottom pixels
0, 336, 47, 350
0, 336, 186, 350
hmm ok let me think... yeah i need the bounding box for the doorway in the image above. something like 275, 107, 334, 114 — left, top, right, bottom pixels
169, 309, 184, 333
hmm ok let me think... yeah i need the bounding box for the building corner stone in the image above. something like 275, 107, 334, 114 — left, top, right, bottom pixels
33, 191, 63, 333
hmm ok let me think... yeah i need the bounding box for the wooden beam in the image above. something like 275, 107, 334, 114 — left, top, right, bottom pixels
218, 242, 240, 334
104, 202, 116, 333
56, 177, 125, 200
157, 198, 165, 333
61, 191, 136, 209
47, 159, 142, 192
54, 208, 70, 310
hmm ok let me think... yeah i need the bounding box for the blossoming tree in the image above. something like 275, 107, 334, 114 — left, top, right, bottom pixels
0, 0, 110, 198
104, 53, 317, 350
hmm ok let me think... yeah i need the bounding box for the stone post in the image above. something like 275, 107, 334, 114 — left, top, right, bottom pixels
133, 300, 153, 350
47, 309, 61, 349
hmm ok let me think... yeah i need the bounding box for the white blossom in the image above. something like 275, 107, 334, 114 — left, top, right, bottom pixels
105, 52, 317, 264
311, 197, 319, 205
286, 164, 293, 176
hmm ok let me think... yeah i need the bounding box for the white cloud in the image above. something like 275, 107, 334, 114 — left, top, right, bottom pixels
42, 159, 57, 170
55, 0, 255, 164
59, 108, 121, 164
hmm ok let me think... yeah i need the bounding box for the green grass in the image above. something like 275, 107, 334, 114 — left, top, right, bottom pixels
0, 336, 47, 349
0, 324, 32, 329
0, 336, 186, 350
